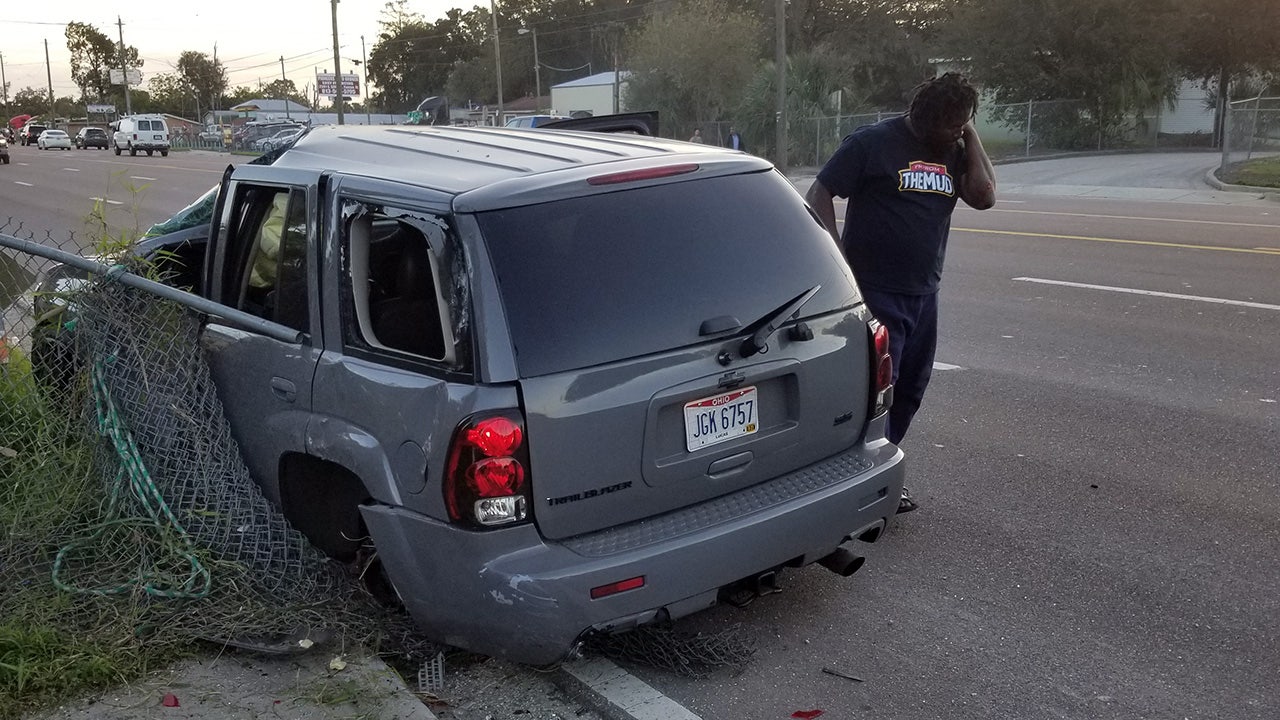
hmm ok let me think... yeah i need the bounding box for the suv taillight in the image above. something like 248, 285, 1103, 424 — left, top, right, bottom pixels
444, 413, 532, 528
869, 320, 893, 416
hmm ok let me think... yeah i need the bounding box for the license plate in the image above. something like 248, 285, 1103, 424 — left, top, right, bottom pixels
684, 386, 758, 452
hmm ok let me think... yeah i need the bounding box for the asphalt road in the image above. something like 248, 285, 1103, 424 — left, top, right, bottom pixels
5, 149, 1279, 719
0, 144, 241, 250
632, 165, 1280, 718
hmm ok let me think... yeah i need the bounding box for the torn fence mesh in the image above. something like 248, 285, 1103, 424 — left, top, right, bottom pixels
2, 236, 757, 670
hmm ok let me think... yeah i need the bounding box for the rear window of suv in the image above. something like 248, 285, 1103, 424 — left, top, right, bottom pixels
478, 170, 861, 377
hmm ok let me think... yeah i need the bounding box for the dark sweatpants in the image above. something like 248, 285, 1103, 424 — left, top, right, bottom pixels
860, 287, 938, 445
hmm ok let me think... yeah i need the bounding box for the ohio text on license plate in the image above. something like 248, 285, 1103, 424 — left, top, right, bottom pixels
684, 386, 758, 452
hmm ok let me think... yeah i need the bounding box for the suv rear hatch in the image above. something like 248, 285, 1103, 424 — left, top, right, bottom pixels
478, 169, 876, 540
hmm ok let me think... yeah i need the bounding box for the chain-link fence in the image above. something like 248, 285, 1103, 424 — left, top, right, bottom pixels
667, 96, 1217, 168
787, 99, 1207, 167
0, 223, 441, 712
1, 219, 762, 710
1220, 96, 1280, 177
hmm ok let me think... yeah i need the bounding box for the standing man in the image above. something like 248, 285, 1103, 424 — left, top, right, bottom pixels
689, 128, 705, 143
805, 72, 996, 514
724, 125, 746, 151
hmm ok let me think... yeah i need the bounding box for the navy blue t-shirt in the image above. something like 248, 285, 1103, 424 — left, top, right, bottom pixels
816, 115, 967, 295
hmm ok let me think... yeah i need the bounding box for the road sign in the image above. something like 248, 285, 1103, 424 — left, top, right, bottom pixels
315, 72, 360, 98
86, 104, 117, 115
109, 69, 142, 86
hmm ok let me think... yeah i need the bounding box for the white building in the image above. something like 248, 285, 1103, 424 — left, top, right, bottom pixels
1160, 79, 1215, 135
550, 72, 632, 118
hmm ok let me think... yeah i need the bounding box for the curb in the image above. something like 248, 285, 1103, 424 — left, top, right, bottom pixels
554, 656, 702, 720
1202, 167, 1280, 201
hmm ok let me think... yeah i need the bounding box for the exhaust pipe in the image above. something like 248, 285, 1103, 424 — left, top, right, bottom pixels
817, 547, 866, 577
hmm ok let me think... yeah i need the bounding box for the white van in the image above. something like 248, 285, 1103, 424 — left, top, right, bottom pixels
112, 114, 170, 157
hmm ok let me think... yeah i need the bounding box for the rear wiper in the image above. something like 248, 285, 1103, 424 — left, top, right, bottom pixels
738, 285, 821, 359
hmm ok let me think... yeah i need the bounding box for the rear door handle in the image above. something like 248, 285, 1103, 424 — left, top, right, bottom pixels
270, 377, 297, 403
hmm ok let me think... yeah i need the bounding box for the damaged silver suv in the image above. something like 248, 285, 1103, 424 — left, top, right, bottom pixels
186, 122, 904, 664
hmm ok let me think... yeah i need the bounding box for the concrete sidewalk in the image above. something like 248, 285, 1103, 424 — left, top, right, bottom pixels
27, 652, 438, 720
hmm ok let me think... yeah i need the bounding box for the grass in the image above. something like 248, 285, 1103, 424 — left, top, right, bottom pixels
1219, 155, 1280, 188
0, 348, 207, 718
1, 226, 203, 717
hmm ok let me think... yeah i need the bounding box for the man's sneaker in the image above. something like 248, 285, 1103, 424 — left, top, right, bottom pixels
897, 486, 919, 514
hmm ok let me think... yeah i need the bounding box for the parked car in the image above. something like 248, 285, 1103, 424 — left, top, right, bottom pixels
74, 127, 110, 150
37, 129, 72, 150
0, 135, 9, 164
18, 123, 47, 146
32, 114, 903, 666
111, 114, 170, 157
504, 114, 572, 128
254, 126, 304, 152
235, 120, 299, 150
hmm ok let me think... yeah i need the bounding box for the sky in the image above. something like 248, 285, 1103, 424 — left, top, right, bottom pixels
2, 0, 475, 103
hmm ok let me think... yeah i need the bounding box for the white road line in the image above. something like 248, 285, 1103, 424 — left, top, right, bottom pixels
13, 181, 32, 186
1013, 277, 1280, 311
64, 167, 81, 172
933, 361, 963, 371
88, 197, 124, 206
131, 176, 157, 181
562, 657, 702, 720
984, 207, 1280, 230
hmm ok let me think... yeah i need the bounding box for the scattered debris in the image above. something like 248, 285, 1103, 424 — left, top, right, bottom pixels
792, 710, 824, 719
419, 651, 446, 693
821, 667, 863, 683
329, 656, 347, 672
160, 692, 180, 707
586, 624, 757, 678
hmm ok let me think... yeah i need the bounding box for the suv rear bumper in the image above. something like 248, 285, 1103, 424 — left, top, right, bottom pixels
361, 438, 904, 666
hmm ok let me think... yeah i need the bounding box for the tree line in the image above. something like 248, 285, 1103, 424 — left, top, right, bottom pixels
2, 0, 1275, 151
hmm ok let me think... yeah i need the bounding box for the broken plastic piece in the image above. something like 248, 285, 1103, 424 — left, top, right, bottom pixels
792, 711, 823, 719
419, 651, 446, 693
161, 693, 180, 707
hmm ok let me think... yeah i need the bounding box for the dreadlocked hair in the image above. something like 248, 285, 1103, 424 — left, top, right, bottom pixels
908, 72, 979, 133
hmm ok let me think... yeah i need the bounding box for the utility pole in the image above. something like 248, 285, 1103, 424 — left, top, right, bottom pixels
116, 16, 132, 116
611, 24, 620, 114
519, 27, 540, 112
490, 0, 503, 125
280, 56, 291, 120
361, 35, 371, 125
213, 42, 219, 119
330, 0, 345, 125
531, 28, 541, 112
0, 52, 8, 113
774, 0, 787, 174
44, 39, 55, 120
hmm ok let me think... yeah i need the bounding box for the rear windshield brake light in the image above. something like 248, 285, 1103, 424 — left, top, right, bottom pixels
587, 164, 699, 186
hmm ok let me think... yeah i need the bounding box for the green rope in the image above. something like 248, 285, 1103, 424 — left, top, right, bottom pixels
51, 358, 211, 599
